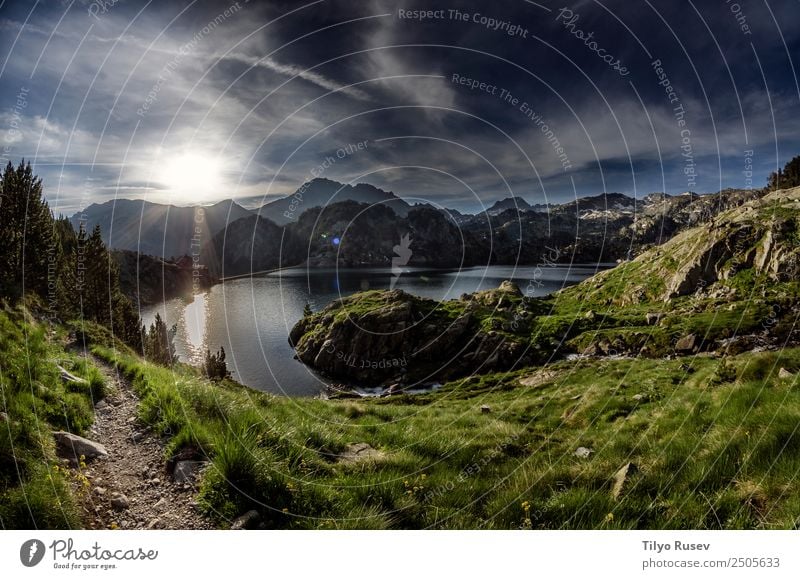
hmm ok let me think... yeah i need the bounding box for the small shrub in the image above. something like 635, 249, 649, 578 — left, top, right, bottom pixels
203, 347, 230, 381
711, 359, 738, 385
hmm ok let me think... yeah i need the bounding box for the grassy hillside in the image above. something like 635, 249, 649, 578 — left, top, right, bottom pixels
0, 306, 105, 528
534, 187, 799, 358
561, 186, 800, 307
87, 339, 800, 529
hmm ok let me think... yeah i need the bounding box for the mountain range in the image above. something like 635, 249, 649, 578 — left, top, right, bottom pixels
70, 178, 768, 281
256, 177, 412, 225
485, 196, 546, 215
70, 178, 413, 257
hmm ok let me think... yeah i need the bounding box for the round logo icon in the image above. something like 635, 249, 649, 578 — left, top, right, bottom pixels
20, 539, 45, 567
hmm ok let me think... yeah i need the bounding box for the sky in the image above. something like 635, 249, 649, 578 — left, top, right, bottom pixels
1, 0, 799, 214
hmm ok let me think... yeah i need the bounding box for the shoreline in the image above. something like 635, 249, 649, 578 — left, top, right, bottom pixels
218, 264, 306, 282
142, 264, 614, 396
216, 261, 617, 283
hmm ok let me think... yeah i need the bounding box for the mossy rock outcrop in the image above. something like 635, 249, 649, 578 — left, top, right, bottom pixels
289, 284, 534, 384
563, 186, 800, 307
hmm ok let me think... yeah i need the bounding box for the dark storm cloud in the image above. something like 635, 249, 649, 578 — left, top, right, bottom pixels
1, 0, 798, 213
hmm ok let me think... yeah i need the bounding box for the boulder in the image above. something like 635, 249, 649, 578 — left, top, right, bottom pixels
664, 224, 759, 300
645, 313, 663, 326
498, 280, 522, 295
581, 343, 600, 357
56, 365, 88, 385
230, 510, 260, 530
480, 405, 491, 414
611, 462, 637, 500
778, 367, 795, 380
337, 442, 383, 463
715, 334, 761, 355
52, 431, 108, 461
519, 370, 558, 388
574, 447, 594, 459
110, 493, 130, 510
675, 334, 698, 353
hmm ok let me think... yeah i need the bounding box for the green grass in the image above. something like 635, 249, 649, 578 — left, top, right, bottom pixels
3, 301, 800, 530
90, 332, 800, 529
0, 307, 105, 529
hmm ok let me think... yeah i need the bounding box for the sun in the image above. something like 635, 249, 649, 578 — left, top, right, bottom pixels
159, 152, 222, 201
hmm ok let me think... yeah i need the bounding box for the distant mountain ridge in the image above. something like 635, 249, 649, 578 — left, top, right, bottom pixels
69, 198, 252, 258
257, 178, 412, 225
70, 178, 414, 255
485, 196, 546, 215
201, 200, 487, 278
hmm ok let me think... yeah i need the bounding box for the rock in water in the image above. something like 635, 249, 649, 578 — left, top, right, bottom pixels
52, 431, 108, 461
498, 280, 522, 295
289, 288, 533, 383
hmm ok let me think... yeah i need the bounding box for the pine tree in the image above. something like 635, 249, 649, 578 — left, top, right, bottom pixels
80, 224, 111, 324
768, 156, 800, 190
144, 313, 177, 366
203, 346, 230, 381
0, 160, 144, 349
0, 162, 24, 298
51, 216, 78, 318
0, 160, 54, 301
76, 223, 144, 348
113, 292, 144, 352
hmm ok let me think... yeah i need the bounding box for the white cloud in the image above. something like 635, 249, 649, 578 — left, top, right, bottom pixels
221, 52, 373, 102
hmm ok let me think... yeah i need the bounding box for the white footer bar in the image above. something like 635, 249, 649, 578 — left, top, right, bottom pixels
2, 530, 797, 578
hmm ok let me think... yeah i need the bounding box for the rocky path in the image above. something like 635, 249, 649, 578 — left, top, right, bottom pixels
67, 354, 213, 530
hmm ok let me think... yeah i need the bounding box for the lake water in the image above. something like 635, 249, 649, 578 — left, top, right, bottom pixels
140, 265, 610, 396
